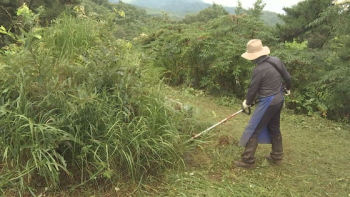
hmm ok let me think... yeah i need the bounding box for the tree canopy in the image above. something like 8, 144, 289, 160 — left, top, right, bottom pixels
276, 0, 333, 48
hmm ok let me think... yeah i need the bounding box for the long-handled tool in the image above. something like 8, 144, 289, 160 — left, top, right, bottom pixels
188, 106, 252, 142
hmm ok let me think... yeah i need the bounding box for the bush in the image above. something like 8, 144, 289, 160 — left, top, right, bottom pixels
0, 11, 195, 193
143, 13, 276, 98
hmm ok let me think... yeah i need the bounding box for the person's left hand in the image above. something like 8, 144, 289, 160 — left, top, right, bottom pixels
285, 89, 291, 96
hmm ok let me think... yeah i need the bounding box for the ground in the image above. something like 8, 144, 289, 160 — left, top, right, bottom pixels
150, 86, 350, 197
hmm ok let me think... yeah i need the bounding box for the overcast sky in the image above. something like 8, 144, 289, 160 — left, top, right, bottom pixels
201, 0, 304, 13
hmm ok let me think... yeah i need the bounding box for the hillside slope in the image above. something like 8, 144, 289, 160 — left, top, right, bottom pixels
11, 86, 349, 196
150, 86, 350, 197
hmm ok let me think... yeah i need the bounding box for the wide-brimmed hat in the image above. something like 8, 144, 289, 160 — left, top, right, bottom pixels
241, 39, 270, 60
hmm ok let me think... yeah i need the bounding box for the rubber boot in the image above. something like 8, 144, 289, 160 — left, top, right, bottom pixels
265, 135, 283, 165
233, 137, 258, 169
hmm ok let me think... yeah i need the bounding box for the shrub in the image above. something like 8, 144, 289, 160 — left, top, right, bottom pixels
0, 11, 195, 193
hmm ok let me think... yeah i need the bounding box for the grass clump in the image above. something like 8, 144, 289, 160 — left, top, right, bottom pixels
0, 13, 196, 195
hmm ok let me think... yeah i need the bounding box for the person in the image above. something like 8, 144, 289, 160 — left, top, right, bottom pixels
233, 39, 291, 169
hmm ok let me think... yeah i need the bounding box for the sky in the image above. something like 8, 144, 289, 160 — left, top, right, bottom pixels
201, 0, 305, 13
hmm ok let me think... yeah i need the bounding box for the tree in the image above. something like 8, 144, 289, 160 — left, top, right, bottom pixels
310, 0, 350, 120
182, 3, 229, 24
276, 0, 333, 48
90, 0, 108, 5
234, 0, 245, 15
248, 0, 265, 18
0, 0, 81, 47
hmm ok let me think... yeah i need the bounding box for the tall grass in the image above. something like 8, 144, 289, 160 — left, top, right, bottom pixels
0, 75, 76, 191
42, 14, 99, 63
0, 13, 195, 194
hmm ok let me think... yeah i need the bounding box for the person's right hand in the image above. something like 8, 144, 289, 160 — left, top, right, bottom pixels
242, 100, 250, 110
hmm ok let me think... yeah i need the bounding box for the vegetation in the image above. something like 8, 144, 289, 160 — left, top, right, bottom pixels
142, 2, 277, 97
0, 0, 81, 47
276, 0, 334, 48
148, 87, 350, 197
109, 0, 281, 25
138, 0, 350, 122
0, 0, 349, 196
0, 1, 197, 195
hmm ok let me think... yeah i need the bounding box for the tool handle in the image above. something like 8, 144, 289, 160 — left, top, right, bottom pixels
191, 110, 243, 140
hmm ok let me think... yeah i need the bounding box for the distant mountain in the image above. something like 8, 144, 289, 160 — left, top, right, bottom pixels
109, 0, 212, 13
108, 0, 281, 25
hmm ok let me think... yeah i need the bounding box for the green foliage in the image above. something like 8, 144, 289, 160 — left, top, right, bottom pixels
234, 0, 245, 15
82, 0, 112, 20
2, 0, 350, 195
276, 0, 333, 48
288, 1, 350, 120
41, 15, 98, 62
248, 0, 266, 18
182, 3, 229, 24
0, 0, 80, 47
91, 0, 108, 5
133, 0, 350, 123
142, 8, 276, 98
137, 0, 349, 123
0, 7, 196, 194
285, 39, 308, 50
312, 35, 350, 121
271, 42, 326, 115
106, 1, 149, 40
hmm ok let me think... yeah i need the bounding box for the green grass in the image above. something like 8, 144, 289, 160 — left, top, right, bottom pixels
18, 85, 349, 197
140, 86, 350, 197
3, 85, 349, 197
0, 14, 197, 195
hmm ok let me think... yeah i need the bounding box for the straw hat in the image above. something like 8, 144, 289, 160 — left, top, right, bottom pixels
241, 39, 270, 60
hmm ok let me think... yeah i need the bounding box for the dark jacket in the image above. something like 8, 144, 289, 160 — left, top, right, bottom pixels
246, 56, 291, 105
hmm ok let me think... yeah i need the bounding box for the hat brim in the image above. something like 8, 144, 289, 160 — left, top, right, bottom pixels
241, 46, 270, 60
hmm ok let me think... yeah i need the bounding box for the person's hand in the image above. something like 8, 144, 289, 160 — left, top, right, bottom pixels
284, 89, 291, 96
241, 100, 250, 110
